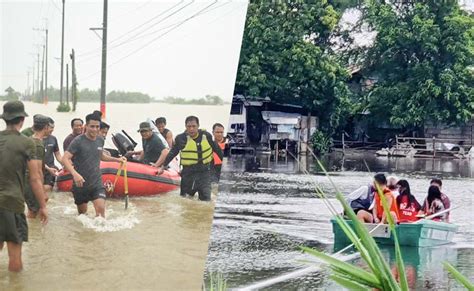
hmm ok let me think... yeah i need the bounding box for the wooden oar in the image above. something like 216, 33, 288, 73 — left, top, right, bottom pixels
415, 205, 459, 222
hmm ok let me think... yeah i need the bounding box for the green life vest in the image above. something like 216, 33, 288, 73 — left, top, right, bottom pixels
180, 132, 213, 166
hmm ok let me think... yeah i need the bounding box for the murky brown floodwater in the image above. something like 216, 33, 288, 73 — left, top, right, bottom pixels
0, 101, 230, 290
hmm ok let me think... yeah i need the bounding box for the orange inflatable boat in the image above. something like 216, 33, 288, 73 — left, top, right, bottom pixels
56, 161, 181, 197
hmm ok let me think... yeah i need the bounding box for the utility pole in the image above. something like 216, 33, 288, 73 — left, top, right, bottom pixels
90, 0, 108, 117
45, 27, 48, 104
32, 63, 35, 99
66, 63, 69, 106
40, 45, 45, 102
34, 24, 48, 104
37, 50, 40, 102
25, 71, 29, 99
70, 49, 77, 111
100, 0, 108, 118
60, 0, 66, 105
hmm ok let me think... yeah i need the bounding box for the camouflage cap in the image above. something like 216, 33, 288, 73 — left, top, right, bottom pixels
0, 100, 28, 121
138, 121, 152, 132
33, 114, 50, 126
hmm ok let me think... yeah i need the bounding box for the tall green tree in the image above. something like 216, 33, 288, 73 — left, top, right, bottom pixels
234, 0, 351, 133
359, 0, 474, 128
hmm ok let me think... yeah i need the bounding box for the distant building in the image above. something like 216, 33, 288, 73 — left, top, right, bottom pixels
228, 95, 318, 155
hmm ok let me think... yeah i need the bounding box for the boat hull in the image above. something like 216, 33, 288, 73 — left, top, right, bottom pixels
57, 161, 180, 196
331, 218, 458, 247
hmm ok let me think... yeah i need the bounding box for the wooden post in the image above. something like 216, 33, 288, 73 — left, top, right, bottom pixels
342, 132, 345, 155
285, 139, 289, 164
307, 113, 311, 155
275, 141, 279, 162
433, 136, 436, 158
395, 135, 399, 149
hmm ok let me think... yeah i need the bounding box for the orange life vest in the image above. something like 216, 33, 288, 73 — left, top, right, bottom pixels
213, 140, 226, 165
375, 188, 400, 221
397, 195, 419, 222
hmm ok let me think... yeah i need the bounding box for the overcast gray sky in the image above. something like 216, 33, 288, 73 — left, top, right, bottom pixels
1, 0, 248, 100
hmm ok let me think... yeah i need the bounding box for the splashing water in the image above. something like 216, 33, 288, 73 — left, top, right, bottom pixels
72, 203, 140, 232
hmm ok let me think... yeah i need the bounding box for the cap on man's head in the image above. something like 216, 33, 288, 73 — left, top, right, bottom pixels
33, 114, 50, 126
138, 121, 152, 132
0, 100, 28, 121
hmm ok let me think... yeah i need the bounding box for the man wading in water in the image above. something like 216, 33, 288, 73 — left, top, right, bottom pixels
62, 113, 126, 217
24, 115, 51, 218
156, 116, 223, 201
0, 101, 48, 272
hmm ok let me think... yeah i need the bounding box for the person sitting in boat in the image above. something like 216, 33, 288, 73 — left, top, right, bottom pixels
372, 174, 399, 224
344, 174, 382, 223
419, 178, 451, 222
99, 121, 110, 140
387, 176, 400, 197
126, 122, 170, 167
99, 122, 112, 157
395, 180, 421, 222
155, 117, 174, 148
419, 185, 448, 222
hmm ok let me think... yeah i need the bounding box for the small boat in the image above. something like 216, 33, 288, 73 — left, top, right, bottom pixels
331, 218, 458, 247
57, 161, 180, 196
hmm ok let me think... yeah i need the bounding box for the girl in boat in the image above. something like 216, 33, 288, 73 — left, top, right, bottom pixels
419, 185, 447, 221
395, 180, 421, 222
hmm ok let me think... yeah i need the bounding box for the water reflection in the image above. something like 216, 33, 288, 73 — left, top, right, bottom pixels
227, 151, 474, 178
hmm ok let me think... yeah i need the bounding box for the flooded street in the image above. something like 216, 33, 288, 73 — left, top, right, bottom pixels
205, 153, 474, 290
0, 101, 229, 289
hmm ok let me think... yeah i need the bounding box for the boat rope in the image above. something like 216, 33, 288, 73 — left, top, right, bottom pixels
123, 162, 129, 210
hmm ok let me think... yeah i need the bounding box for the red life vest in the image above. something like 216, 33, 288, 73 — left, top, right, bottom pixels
375, 188, 400, 221
213, 141, 226, 165
397, 195, 420, 222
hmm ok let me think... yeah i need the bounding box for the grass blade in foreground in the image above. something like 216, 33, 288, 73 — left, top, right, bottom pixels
300, 159, 408, 290
443, 262, 474, 290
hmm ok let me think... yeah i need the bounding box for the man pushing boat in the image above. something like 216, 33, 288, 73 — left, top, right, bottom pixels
62, 113, 126, 217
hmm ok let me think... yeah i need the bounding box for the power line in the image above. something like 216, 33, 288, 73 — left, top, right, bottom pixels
77, 1, 188, 58
77, 1, 229, 65
111, 0, 230, 48
79, 1, 218, 82
148, 1, 239, 60
108, 0, 153, 23
50, 0, 61, 13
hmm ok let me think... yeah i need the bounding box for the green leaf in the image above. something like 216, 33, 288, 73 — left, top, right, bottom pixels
443, 262, 474, 290
300, 246, 382, 289
330, 274, 370, 290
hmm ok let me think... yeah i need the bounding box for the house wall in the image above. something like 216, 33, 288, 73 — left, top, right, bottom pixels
425, 120, 474, 143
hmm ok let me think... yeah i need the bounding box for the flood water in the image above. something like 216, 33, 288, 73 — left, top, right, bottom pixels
0, 101, 230, 290
205, 152, 474, 290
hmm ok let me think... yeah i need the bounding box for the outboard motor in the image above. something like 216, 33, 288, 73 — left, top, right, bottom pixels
112, 131, 136, 156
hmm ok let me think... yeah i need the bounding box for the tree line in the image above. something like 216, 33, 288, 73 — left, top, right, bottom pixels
235, 0, 474, 140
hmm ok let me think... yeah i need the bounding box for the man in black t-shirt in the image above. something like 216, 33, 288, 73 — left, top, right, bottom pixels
126, 122, 169, 166
62, 113, 126, 217
43, 118, 63, 193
